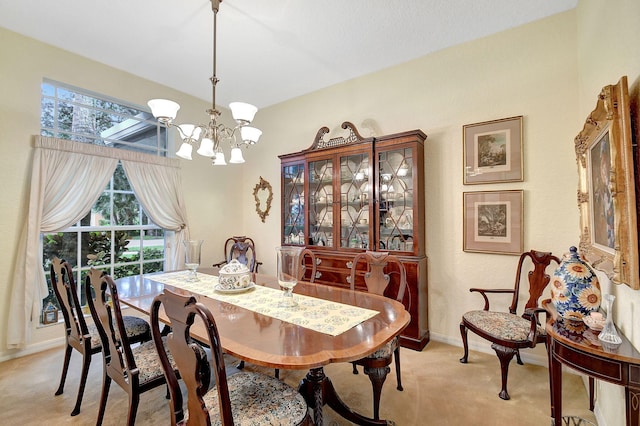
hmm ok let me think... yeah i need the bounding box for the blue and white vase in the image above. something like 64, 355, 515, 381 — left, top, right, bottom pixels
550, 246, 601, 321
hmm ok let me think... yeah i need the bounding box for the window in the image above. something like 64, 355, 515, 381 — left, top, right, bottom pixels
41, 79, 169, 155
40, 80, 168, 317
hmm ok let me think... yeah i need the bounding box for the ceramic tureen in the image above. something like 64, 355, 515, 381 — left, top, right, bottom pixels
218, 259, 251, 290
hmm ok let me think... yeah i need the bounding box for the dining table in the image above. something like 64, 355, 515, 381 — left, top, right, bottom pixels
115, 267, 411, 426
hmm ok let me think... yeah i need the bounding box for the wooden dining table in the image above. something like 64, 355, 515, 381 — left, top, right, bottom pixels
115, 268, 410, 426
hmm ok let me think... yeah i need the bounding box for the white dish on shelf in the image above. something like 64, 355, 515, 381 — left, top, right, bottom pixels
358, 205, 369, 223
340, 183, 359, 203
318, 163, 332, 180
340, 160, 357, 176
317, 208, 333, 227
341, 205, 358, 225
583, 314, 606, 331
214, 282, 256, 294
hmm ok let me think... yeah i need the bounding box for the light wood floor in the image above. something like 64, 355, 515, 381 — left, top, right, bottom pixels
0, 340, 596, 425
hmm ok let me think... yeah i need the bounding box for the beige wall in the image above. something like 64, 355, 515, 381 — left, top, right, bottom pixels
1, 1, 638, 424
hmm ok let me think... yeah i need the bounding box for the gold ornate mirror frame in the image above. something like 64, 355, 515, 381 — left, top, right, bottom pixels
575, 76, 639, 290
253, 176, 273, 223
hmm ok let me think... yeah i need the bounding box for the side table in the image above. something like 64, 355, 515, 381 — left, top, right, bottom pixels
543, 299, 640, 426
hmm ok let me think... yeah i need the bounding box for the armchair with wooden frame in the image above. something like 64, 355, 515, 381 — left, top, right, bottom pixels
459, 249, 560, 400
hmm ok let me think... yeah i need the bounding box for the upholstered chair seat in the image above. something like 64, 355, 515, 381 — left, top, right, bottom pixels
130, 337, 178, 385
200, 371, 309, 426
363, 337, 398, 359
462, 311, 546, 342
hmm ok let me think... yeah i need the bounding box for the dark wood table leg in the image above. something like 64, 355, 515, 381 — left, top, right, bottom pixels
549, 349, 563, 426
298, 367, 389, 426
546, 337, 556, 421
626, 385, 640, 426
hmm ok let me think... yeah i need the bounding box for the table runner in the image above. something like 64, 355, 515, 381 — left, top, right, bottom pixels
145, 271, 378, 336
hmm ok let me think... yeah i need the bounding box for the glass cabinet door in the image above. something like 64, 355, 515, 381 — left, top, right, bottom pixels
283, 163, 305, 245
308, 159, 333, 247
339, 153, 370, 249
378, 147, 414, 252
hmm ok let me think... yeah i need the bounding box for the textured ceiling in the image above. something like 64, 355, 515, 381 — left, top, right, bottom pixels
0, 0, 577, 108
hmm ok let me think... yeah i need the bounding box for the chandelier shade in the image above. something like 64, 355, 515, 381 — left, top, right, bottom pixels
148, 99, 180, 123
229, 146, 245, 164
175, 142, 193, 160
147, 0, 260, 166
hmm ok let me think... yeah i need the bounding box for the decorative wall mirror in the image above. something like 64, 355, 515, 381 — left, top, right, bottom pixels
253, 176, 273, 223
575, 76, 639, 290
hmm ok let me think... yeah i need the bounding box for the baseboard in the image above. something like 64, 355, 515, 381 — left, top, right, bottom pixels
0, 337, 64, 363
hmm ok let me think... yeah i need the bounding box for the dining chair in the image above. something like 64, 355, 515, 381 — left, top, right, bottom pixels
459, 249, 560, 400
212, 235, 262, 273
49, 257, 151, 417
150, 288, 312, 426
299, 248, 317, 283
348, 251, 407, 420
85, 267, 178, 425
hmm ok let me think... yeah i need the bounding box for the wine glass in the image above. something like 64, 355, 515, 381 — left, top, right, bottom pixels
184, 240, 204, 281
276, 246, 303, 307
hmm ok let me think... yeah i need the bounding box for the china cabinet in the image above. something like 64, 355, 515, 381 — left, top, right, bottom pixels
279, 122, 429, 350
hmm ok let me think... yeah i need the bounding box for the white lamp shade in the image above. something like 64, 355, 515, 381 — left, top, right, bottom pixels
229, 146, 245, 164
229, 102, 258, 124
213, 150, 227, 166
240, 126, 262, 145
176, 142, 193, 160
196, 137, 216, 157
178, 124, 202, 141
148, 99, 180, 121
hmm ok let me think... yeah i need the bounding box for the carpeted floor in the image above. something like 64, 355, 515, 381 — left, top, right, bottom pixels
0, 340, 596, 425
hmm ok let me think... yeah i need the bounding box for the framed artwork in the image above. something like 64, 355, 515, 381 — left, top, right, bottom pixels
463, 190, 523, 255
575, 76, 639, 290
463, 116, 523, 184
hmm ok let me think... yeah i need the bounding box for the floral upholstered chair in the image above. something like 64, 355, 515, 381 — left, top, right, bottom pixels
459, 250, 560, 400
150, 289, 312, 426
49, 257, 151, 417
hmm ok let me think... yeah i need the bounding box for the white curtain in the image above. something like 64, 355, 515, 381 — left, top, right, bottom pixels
122, 157, 189, 270
7, 137, 187, 349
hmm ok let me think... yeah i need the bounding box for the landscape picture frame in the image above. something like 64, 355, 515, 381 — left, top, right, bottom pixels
463, 116, 523, 184
463, 190, 523, 255
575, 76, 639, 290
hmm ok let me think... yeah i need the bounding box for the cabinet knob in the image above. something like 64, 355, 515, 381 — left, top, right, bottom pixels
315, 271, 322, 279
346, 261, 353, 269
316, 258, 322, 265
346, 275, 351, 284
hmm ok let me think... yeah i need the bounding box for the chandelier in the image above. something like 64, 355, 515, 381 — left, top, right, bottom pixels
147, 0, 261, 165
